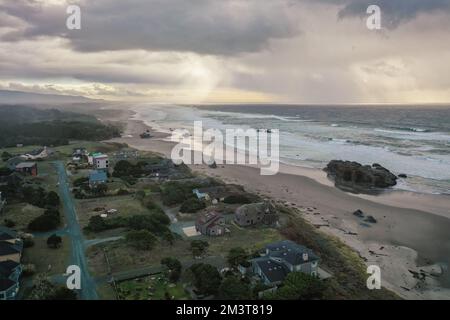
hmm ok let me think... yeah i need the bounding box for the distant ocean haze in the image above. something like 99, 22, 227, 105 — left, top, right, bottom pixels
132, 104, 450, 195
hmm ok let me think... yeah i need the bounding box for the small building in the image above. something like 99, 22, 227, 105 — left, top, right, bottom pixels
192, 185, 243, 203
234, 201, 277, 227
241, 240, 320, 287
195, 211, 225, 237
72, 147, 87, 157
22, 146, 54, 160
15, 162, 38, 176
89, 170, 108, 187
92, 154, 109, 171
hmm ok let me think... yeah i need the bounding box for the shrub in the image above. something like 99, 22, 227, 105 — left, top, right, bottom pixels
125, 230, 157, 250
223, 194, 251, 204
179, 198, 205, 213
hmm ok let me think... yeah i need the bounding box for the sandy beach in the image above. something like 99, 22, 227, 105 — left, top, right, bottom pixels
102, 110, 450, 300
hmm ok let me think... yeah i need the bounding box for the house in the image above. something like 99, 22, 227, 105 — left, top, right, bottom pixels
0, 227, 23, 300
0, 260, 22, 300
92, 154, 109, 171
241, 240, 319, 286
192, 185, 243, 203
15, 162, 38, 176
88, 152, 102, 165
22, 146, 54, 160
140, 130, 152, 139
89, 170, 108, 187
195, 211, 225, 237
0, 227, 23, 263
234, 201, 277, 227
72, 147, 87, 157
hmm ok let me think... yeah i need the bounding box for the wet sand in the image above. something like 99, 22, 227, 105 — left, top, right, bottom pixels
104, 113, 450, 299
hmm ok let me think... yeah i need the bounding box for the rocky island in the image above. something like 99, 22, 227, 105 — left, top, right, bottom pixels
324, 160, 398, 194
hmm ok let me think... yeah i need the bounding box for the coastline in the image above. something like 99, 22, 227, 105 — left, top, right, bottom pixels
103, 111, 450, 300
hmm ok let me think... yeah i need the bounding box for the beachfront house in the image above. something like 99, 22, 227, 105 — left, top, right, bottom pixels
89, 170, 108, 188
192, 185, 243, 203
234, 201, 278, 227
240, 240, 320, 287
0, 227, 23, 300
195, 211, 226, 237
15, 162, 38, 176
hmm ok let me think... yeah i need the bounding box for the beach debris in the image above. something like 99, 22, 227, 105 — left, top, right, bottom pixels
353, 209, 364, 217
398, 173, 408, 178
364, 215, 377, 223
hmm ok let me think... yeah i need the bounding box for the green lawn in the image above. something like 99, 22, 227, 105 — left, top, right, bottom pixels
0, 203, 44, 231
117, 274, 189, 300
22, 235, 71, 276
76, 195, 150, 237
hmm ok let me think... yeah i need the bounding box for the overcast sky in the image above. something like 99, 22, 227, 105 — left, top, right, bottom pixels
1, 0, 450, 104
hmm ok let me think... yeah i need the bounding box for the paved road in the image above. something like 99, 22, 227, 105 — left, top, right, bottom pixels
54, 161, 98, 300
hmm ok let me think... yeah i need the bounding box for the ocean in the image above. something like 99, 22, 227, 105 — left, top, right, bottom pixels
132, 104, 450, 195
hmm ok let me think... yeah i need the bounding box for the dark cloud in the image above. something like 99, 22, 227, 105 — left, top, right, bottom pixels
317, 0, 450, 28
0, 0, 298, 55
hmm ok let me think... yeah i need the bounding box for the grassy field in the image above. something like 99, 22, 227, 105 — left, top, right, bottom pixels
22, 235, 71, 276
87, 223, 283, 277
0, 203, 44, 231
76, 195, 150, 236
117, 274, 189, 300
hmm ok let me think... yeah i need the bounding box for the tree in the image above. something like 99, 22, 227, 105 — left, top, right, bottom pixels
190, 240, 209, 258
227, 247, 248, 268
50, 287, 78, 300
47, 234, 62, 249
1, 151, 12, 161
86, 215, 108, 232
188, 263, 221, 296
45, 191, 60, 207
28, 274, 56, 300
218, 276, 252, 300
161, 257, 182, 282
92, 183, 108, 196
125, 230, 157, 250
28, 209, 60, 232
271, 272, 325, 300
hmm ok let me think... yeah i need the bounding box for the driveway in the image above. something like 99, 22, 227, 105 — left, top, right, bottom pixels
54, 161, 98, 300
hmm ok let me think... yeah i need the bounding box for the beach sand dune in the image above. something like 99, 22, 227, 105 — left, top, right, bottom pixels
105, 115, 450, 299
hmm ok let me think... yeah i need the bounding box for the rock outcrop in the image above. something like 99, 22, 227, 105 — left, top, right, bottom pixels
324, 160, 397, 194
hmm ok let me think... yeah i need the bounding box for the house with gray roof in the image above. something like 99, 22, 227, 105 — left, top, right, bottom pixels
0, 227, 23, 300
241, 240, 320, 286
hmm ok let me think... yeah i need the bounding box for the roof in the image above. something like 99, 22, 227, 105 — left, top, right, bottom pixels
197, 211, 222, 225
265, 240, 319, 265
15, 162, 37, 169
89, 170, 107, 182
235, 201, 276, 217
252, 257, 289, 283
0, 227, 18, 241
0, 241, 21, 256
93, 154, 108, 159
0, 260, 20, 277
0, 278, 16, 292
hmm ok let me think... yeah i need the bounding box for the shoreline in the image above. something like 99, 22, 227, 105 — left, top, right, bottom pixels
103, 112, 450, 299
